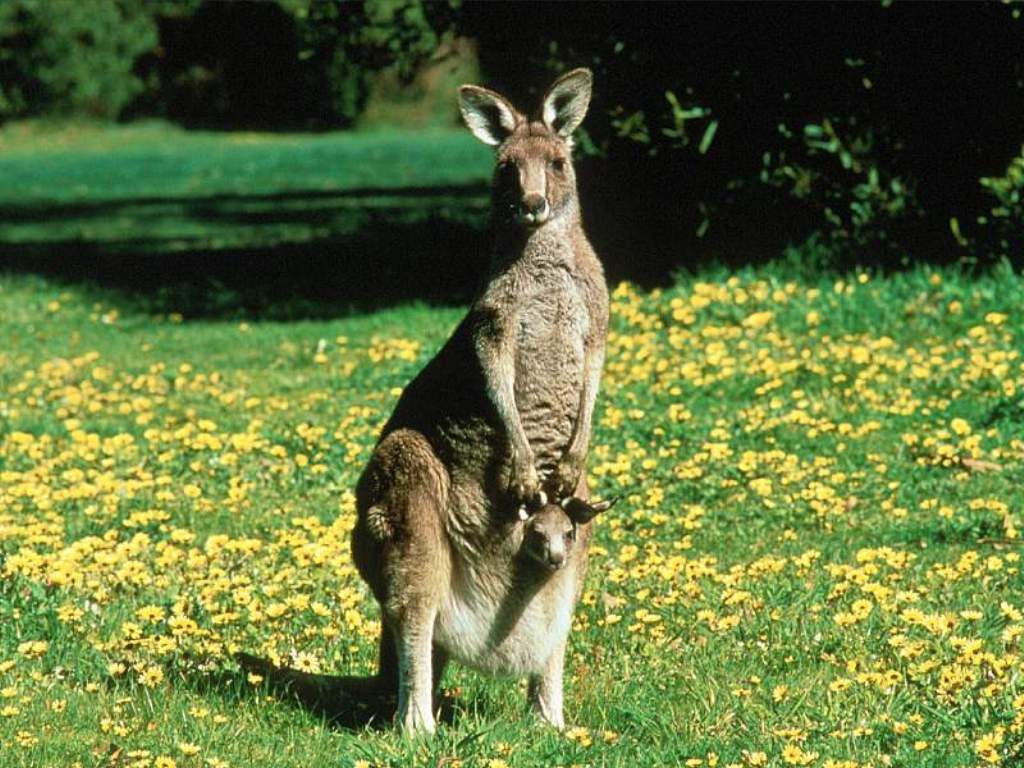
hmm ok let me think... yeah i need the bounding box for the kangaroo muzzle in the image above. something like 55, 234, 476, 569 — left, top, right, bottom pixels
539, 538, 566, 570
518, 192, 549, 226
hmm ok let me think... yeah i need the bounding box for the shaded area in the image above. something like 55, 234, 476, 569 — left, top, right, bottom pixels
0, 184, 492, 320
0, 184, 489, 223
5, 2, 1023, 274
234, 652, 396, 730
0, 173, 688, 321
232, 652, 459, 731
466, 1, 1024, 268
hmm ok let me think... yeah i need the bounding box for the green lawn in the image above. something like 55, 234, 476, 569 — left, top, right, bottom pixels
0, 120, 490, 248
1, 124, 1023, 767
2, 264, 1023, 767
0, 121, 491, 318
0, 120, 491, 201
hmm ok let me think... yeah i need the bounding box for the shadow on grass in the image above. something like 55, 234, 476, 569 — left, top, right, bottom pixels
232, 652, 396, 730
0, 185, 488, 223
0, 184, 491, 321
0, 178, 700, 322
229, 652, 459, 731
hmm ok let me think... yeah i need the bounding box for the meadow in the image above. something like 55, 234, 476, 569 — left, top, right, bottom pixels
1, 124, 1023, 767
0, 122, 491, 317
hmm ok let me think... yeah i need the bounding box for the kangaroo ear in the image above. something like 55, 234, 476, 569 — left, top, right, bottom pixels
562, 495, 618, 525
458, 85, 521, 146
541, 68, 593, 138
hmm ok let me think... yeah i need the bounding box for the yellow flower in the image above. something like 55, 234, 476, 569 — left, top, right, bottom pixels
565, 726, 593, 747
136, 605, 166, 623
950, 417, 972, 436
17, 640, 48, 658
139, 665, 164, 688
15, 731, 38, 747
781, 745, 816, 766
974, 727, 1005, 764
743, 310, 774, 329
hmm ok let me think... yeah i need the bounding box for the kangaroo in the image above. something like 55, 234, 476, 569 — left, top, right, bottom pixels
520, 496, 618, 573
351, 68, 610, 735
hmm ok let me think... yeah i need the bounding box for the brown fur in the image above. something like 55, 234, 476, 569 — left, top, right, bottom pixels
350, 68, 609, 734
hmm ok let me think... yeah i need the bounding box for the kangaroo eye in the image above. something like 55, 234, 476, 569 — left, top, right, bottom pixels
551, 158, 566, 173
566, 527, 576, 542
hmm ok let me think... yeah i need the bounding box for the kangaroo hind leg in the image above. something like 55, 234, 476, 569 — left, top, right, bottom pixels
528, 637, 567, 730
368, 430, 451, 735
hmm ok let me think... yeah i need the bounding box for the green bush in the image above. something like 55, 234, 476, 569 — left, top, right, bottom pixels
289, 0, 463, 126
977, 146, 1024, 261
762, 118, 919, 259
0, 0, 157, 120
462, 3, 1024, 271
0, 0, 462, 128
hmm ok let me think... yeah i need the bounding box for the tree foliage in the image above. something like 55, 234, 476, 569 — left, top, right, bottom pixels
287, 0, 463, 126
0, 0, 158, 120
459, 1, 1024, 271
978, 147, 1024, 262
1, 0, 461, 129
2, 1, 1021, 270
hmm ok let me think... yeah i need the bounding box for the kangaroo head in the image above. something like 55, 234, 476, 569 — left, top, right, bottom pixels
523, 503, 578, 571
458, 69, 592, 229
522, 495, 616, 572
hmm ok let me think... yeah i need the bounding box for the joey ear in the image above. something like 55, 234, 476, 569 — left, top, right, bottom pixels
458, 85, 521, 146
541, 68, 593, 138
561, 495, 618, 525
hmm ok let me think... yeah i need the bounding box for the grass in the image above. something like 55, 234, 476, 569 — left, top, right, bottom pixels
0, 120, 491, 201
0, 121, 492, 318
1, 262, 1023, 767
1, 121, 1023, 767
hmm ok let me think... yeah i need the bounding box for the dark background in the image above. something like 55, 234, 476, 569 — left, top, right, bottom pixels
1, 0, 1022, 312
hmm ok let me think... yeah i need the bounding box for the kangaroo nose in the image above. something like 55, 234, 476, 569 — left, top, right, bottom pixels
523, 194, 547, 214
547, 545, 565, 569
520, 194, 549, 223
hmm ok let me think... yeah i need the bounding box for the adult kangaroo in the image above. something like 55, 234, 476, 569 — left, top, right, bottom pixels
351, 68, 609, 735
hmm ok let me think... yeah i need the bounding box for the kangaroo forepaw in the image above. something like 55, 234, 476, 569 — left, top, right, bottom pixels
511, 461, 544, 510
553, 454, 585, 498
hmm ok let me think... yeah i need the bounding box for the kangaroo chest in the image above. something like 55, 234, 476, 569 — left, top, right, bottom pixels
512, 268, 589, 472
